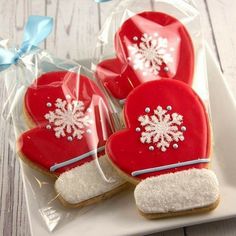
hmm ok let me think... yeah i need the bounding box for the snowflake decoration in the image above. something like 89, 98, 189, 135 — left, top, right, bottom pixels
44, 98, 92, 140
128, 33, 173, 76
137, 106, 185, 152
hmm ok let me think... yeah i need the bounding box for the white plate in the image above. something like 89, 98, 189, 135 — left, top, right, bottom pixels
21, 45, 236, 236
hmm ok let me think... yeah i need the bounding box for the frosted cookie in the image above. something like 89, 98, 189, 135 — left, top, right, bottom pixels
106, 79, 219, 218
17, 71, 126, 207
96, 12, 194, 102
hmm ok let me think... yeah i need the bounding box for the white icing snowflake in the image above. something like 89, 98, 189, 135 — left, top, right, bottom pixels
45, 98, 92, 140
138, 106, 185, 152
128, 33, 173, 76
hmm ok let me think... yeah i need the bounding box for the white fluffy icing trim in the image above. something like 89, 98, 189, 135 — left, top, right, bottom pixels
55, 155, 125, 204
134, 169, 219, 214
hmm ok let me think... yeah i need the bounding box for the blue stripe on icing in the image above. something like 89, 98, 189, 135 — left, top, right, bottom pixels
50, 146, 105, 172
131, 158, 210, 177
94, 0, 112, 2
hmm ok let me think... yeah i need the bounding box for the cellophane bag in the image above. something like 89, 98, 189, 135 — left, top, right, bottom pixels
92, 0, 220, 219
93, 0, 210, 112
0, 16, 126, 232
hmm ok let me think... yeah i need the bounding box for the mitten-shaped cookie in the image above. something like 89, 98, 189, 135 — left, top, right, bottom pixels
106, 79, 219, 218
96, 12, 194, 103
18, 71, 126, 207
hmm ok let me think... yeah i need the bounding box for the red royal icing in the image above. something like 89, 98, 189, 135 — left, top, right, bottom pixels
96, 12, 194, 100
18, 71, 113, 174
106, 79, 211, 181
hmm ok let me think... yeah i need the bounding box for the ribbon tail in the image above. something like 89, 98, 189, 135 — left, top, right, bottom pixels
0, 16, 53, 71
20, 15, 53, 54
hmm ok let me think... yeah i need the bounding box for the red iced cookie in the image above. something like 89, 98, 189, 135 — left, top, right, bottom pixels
18, 71, 113, 175
106, 79, 211, 182
96, 12, 194, 101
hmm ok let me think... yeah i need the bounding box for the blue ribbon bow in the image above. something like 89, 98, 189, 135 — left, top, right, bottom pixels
0, 15, 53, 71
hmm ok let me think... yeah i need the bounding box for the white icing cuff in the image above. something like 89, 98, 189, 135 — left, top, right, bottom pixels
134, 169, 219, 214
55, 155, 125, 205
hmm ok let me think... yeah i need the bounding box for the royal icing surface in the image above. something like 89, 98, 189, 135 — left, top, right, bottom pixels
137, 105, 185, 152
106, 79, 211, 181
134, 169, 219, 213
127, 33, 174, 76
96, 12, 194, 100
55, 155, 125, 204
18, 71, 113, 174
44, 98, 93, 140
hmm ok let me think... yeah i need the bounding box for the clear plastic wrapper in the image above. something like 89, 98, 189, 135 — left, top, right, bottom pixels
0, 16, 125, 232
92, 0, 220, 218
0, 0, 219, 232
93, 0, 210, 110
